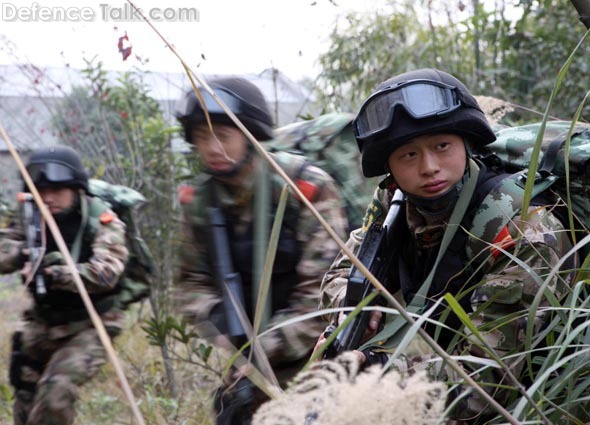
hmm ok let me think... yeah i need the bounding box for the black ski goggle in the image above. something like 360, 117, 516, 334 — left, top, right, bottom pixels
26, 162, 76, 183
176, 86, 266, 119
354, 79, 462, 141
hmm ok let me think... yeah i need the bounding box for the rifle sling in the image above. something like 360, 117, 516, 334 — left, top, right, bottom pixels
70, 192, 91, 263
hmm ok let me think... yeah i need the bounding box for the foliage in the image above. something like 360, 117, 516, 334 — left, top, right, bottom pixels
317, 0, 590, 122
49, 58, 209, 405
50, 58, 192, 314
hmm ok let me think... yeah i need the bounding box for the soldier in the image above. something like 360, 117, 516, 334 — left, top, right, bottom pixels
318, 68, 578, 422
0, 146, 129, 425
174, 77, 348, 424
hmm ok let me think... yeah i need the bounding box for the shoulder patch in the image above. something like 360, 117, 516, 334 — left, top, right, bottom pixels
490, 225, 515, 258
178, 185, 196, 205
296, 179, 319, 202
99, 211, 115, 225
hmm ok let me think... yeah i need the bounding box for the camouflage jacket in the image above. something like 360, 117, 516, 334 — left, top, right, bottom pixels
175, 152, 349, 364
0, 194, 129, 332
320, 161, 577, 421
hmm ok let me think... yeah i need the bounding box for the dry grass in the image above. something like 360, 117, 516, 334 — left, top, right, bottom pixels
0, 275, 32, 424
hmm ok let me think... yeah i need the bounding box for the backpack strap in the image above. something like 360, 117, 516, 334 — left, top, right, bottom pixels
466, 171, 558, 262
70, 196, 109, 262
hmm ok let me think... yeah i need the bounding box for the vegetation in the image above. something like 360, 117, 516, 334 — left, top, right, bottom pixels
316, 0, 590, 123
0, 0, 590, 423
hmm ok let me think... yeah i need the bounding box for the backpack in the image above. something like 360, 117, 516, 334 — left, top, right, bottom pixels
81, 179, 154, 307
265, 112, 379, 231
469, 120, 590, 260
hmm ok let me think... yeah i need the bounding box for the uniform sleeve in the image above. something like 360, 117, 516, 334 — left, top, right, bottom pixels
0, 224, 26, 274
172, 206, 221, 323
47, 210, 129, 293
319, 186, 391, 323
259, 167, 350, 363
387, 206, 576, 421
319, 228, 364, 321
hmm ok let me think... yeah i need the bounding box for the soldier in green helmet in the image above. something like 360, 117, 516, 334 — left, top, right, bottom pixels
0, 146, 129, 425
318, 68, 579, 422
174, 77, 348, 424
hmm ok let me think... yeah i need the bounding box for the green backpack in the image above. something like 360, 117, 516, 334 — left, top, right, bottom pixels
266, 112, 379, 231
470, 120, 590, 259
76, 179, 154, 307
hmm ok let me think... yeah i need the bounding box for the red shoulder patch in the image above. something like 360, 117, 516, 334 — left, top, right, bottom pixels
177, 185, 196, 205
99, 211, 115, 225
296, 179, 319, 202
490, 225, 515, 258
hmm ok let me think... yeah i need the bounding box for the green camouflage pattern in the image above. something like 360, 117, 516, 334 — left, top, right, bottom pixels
174, 151, 349, 365
320, 177, 577, 421
0, 194, 128, 425
266, 112, 378, 230
0, 195, 129, 292
12, 311, 123, 425
484, 120, 590, 229
88, 178, 146, 209
87, 180, 154, 306
466, 171, 557, 261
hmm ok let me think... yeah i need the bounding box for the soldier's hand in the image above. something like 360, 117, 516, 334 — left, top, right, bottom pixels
336, 309, 382, 343
310, 328, 331, 361
362, 310, 382, 342
19, 261, 32, 279
352, 310, 382, 367
228, 363, 253, 384
42, 252, 65, 267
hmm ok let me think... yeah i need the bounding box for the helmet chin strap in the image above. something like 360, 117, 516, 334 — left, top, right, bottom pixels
203, 146, 254, 178
406, 183, 462, 216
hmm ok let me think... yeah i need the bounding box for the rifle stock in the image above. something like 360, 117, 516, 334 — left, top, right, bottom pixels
325, 190, 404, 358
18, 193, 46, 298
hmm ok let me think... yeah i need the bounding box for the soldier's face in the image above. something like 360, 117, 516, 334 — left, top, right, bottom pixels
191, 123, 248, 174
387, 133, 466, 198
38, 187, 76, 214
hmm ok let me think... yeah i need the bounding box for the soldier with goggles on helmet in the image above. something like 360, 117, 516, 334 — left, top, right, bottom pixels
173, 77, 348, 424
317, 68, 578, 422
0, 146, 129, 425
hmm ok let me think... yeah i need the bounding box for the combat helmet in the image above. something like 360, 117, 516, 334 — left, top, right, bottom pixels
353, 68, 496, 178
25, 145, 89, 192
175, 76, 274, 143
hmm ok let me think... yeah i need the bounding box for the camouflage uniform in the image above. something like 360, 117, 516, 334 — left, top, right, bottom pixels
320, 158, 577, 422
175, 152, 348, 367
0, 193, 128, 425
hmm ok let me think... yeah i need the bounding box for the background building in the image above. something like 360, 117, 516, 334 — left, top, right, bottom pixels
0, 64, 319, 203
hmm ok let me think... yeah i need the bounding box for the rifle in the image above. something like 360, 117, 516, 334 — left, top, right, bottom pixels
17, 193, 46, 298
325, 189, 404, 358
207, 204, 255, 425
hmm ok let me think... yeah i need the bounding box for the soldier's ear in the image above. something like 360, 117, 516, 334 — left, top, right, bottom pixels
464, 137, 480, 156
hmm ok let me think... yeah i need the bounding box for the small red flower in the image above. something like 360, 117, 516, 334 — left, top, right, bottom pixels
120, 111, 128, 119
117, 32, 132, 61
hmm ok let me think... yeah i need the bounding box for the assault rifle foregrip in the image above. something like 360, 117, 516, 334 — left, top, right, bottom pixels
325, 190, 404, 358
207, 206, 249, 343
207, 206, 254, 424
18, 193, 46, 298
